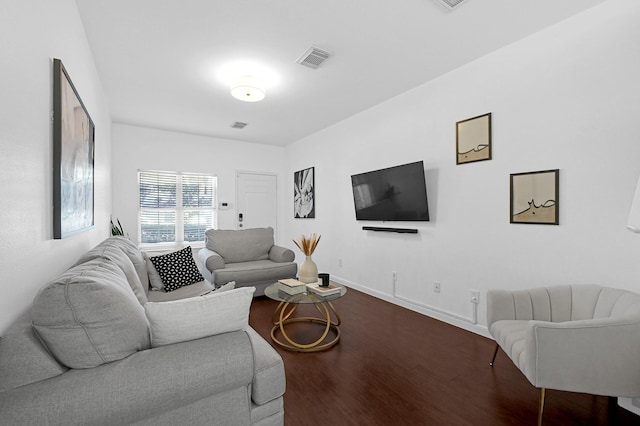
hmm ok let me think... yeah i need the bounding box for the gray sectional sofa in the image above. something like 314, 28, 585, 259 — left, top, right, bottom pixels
198, 227, 298, 296
0, 236, 285, 426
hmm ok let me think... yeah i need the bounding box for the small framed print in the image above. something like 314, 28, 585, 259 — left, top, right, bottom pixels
510, 169, 559, 225
294, 166, 315, 218
456, 113, 491, 165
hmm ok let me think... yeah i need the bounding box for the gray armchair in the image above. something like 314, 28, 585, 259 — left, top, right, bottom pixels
198, 227, 297, 296
487, 284, 640, 425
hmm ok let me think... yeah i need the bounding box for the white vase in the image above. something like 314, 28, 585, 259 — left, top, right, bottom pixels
298, 255, 318, 283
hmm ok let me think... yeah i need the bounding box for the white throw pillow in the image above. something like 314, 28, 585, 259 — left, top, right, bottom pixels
144, 286, 255, 347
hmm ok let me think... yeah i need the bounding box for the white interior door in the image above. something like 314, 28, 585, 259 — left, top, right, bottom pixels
236, 172, 278, 234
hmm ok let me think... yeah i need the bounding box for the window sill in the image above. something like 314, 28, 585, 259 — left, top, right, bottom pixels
138, 241, 205, 252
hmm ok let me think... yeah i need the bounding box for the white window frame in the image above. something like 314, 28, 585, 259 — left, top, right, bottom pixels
137, 169, 217, 249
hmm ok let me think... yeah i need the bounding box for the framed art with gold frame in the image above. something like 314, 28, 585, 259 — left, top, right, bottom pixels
456, 113, 491, 165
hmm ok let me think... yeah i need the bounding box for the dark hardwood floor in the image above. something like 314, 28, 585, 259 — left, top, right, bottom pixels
248, 287, 640, 426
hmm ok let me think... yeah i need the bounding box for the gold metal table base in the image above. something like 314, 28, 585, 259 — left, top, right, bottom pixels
270, 299, 342, 352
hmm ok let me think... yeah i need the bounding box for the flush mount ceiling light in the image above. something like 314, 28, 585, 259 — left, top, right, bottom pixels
230, 75, 266, 102
215, 61, 278, 102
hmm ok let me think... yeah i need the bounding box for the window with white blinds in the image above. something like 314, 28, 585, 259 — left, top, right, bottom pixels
138, 170, 217, 245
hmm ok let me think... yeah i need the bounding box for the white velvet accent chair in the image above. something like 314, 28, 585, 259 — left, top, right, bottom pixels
487, 284, 640, 425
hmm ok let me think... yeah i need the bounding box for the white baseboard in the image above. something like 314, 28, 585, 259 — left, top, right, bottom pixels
618, 397, 640, 416
332, 275, 491, 339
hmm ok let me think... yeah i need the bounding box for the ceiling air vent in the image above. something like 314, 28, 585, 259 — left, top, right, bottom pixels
433, 0, 470, 11
296, 46, 331, 69
230, 121, 248, 129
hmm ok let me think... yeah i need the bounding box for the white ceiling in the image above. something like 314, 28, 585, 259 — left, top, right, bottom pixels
75, 0, 605, 146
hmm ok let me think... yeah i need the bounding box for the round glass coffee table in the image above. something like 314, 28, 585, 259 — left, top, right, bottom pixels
264, 282, 347, 352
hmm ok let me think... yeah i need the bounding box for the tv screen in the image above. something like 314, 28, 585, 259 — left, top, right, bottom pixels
351, 161, 429, 221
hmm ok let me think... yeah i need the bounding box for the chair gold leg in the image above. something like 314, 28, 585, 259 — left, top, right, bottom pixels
489, 342, 499, 367
538, 388, 546, 426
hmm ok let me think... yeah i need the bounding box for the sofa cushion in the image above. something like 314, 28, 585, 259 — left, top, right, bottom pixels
32, 257, 151, 369
144, 286, 255, 347
205, 227, 274, 264
75, 237, 148, 304
212, 260, 297, 286
0, 311, 68, 392
216, 280, 237, 292
149, 246, 204, 292
146, 280, 214, 302
245, 327, 286, 405
0, 332, 257, 425
108, 236, 150, 292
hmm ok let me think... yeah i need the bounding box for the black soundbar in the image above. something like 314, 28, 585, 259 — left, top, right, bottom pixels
362, 226, 418, 234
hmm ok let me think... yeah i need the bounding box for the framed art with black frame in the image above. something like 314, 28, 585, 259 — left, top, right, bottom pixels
510, 169, 559, 225
53, 58, 95, 239
294, 167, 315, 218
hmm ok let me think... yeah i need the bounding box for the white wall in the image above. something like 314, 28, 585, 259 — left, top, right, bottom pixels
111, 124, 286, 244
5, 0, 635, 340
284, 0, 640, 335
0, 1, 112, 334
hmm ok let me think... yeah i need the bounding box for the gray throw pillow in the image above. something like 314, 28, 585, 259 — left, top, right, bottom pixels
143, 251, 166, 291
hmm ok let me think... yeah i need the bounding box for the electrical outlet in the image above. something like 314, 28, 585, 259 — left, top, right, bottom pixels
470, 290, 480, 304
338, 258, 343, 267
433, 282, 441, 293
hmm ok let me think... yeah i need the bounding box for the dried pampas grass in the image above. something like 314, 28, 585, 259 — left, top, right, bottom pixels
293, 233, 321, 256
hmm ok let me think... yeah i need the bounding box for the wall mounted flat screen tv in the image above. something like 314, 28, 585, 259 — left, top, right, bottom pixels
351, 161, 429, 221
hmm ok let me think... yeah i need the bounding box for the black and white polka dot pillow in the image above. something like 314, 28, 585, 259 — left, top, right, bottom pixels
149, 246, 204, 292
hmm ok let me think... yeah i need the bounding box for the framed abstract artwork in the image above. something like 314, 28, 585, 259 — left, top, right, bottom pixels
510, 169, 559, 225
294, 167, 315, 218
456, 112, 492, 165
53, 58, 95, 239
